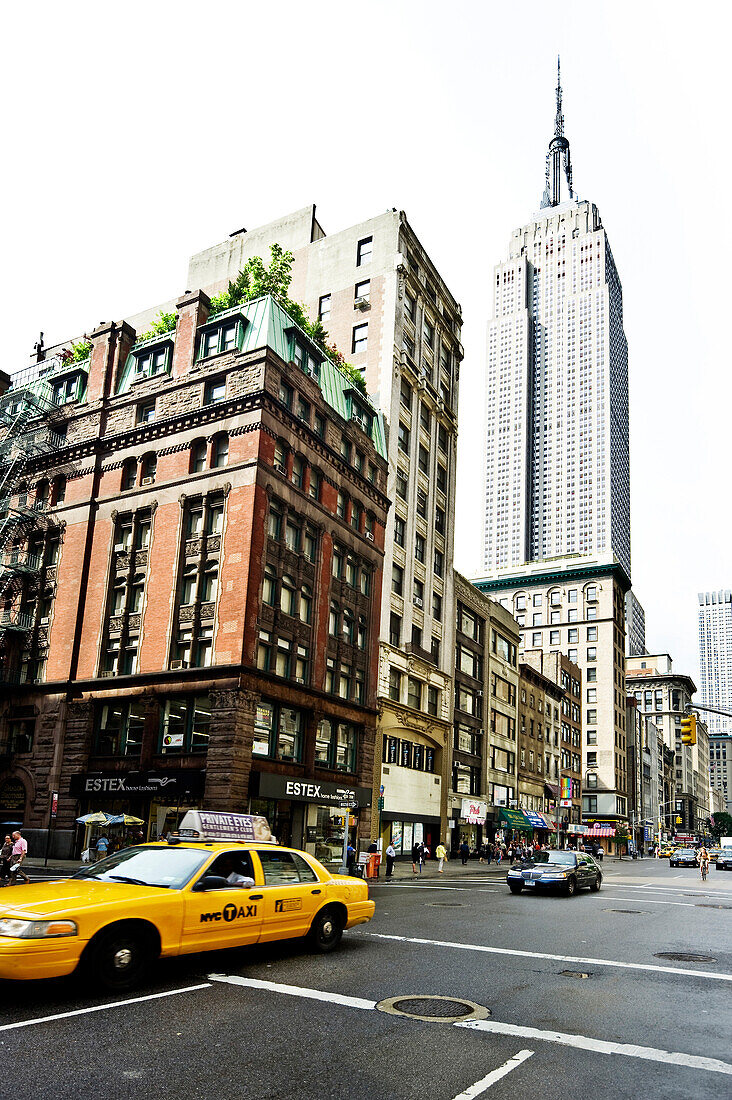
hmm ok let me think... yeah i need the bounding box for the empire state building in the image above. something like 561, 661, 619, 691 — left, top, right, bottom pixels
482, 63, 630, 580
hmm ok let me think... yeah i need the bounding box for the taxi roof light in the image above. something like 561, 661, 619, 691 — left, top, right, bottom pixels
167, 810, 277, 846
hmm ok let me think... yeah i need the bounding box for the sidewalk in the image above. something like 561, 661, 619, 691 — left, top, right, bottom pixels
367, 858, 507, 883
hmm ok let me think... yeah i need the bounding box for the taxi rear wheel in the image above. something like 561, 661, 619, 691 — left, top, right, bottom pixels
309, 907, 343, 953
81, 922, 157, 990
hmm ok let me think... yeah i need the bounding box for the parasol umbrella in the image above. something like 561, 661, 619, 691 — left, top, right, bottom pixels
105, 814, 145, 826
76, 812, 112, 824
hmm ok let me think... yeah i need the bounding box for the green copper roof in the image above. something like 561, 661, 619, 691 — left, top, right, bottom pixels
117, 294, 387, 459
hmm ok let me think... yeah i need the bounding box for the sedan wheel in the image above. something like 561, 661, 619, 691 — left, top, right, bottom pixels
509, 883, 523, 894
565, 876, 577, 897
309, 907, 343, 953
590, 874, 602, 892
83, 926, 153, 991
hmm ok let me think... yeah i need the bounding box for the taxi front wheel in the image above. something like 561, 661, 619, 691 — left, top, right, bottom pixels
309, 907, 344, 953
80, 922, 157, 990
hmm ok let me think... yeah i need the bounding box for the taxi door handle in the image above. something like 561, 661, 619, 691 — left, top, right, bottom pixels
311, 889, 322, 894
249, 894, 263, 901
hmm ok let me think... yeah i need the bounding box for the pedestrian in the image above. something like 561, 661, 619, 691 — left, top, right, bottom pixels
417, 842, 426, 873
385, 842, 396, 880
460, 839, 469, 866
436, 841, 447, 873
8, 829, 30, 886
346, 842, 356, 875
0, 834, 12, 885
412, 841, 420, 874
95, 833, 109, 863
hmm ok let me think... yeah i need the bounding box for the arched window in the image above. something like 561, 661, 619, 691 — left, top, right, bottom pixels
262, 565, 277, 606
211, 433, 229, 469
111, 578, 127, 615
130, 573, 146, 612
299, 583, 312, 624
35, 479, 50, 507
292, 455, 305, 489
52, 475, 66, 505
280, 574, 296, 616
336, 491, 347, 519
273, 441, 287, 474
121, 458, 137, 491
141, 453, 157, 484
357, 615, 367, 650
329, 602, 339, 636
202, 561, 218, 602
190, 439, 207, 473
343, 609, 355, 644
181, 563, 198, 605
309, 468, 321, 501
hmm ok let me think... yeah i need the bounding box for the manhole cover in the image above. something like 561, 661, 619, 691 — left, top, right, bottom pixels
602, 909, 645, 914
560, 970, 591, 978
427, 902, 465, 908
654, 952, 717, 963
376, 995, 490, 1023
696, 904, 732, 910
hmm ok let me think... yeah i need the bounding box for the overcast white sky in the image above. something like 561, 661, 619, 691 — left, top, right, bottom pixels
3, 1, 730, 684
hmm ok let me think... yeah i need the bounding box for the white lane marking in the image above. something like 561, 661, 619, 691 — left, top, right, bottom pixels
0, 983, 211, 1033
451, 1050, 534, 1098
358, 932, 732, 983
601, 895, 696, 908
208, 973, 377, 1010
208, 975, 732, 1078
606, 882, 732, 898
458, 1018, 732, 1077
370, 885, 468, 891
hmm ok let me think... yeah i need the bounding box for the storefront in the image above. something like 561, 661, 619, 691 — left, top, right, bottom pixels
69, 769, 206, 853
450, 798, 489, 853
0, 777, 27, 829
498, 807, 533, 842
523, 809, 556, 842
250, 772, 372, 872
381, 813, 442, 859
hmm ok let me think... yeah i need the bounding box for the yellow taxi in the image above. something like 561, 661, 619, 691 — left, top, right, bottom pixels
658, 845, 676, 858
0, 811, 374, 990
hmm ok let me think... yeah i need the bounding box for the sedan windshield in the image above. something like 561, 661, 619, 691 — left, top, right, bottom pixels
72, 846, 209, 889
530, 851, 577, 867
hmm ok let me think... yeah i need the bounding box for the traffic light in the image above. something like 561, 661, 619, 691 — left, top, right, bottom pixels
680, 713, 697, 745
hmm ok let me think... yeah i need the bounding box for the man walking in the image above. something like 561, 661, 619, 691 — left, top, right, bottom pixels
460, 838, 470, 866
436, 841, 447, 873
8, 829, 30, 886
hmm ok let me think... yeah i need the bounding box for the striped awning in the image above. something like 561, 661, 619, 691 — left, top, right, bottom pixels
585, 826, 616, 837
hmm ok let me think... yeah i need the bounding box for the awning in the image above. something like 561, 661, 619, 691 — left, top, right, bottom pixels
544, 783, 558, 798
585, 825, 616, 837
539, 812, 556, 831
498, 808, 533, 831
567, 824, 588, 835
523, 810, 549, 830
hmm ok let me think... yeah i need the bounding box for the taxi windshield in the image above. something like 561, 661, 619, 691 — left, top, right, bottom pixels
531, 851, 577, 866
72, 846, 210, 889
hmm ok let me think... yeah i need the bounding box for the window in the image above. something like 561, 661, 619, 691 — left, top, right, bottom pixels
405, 292, 416, 322
140, 453, 157, 484
336, 491, 347, 520
435, 507, 445, 534
137, 401, 155, 424
262, 565, 277, 606
257, 630, 273, 672
418, 444, 429, 474
318, 295, 331, 322
357, 236, 373, 266
427, 686, 439, 716
355, 279, 370, 303
292, 455, 305, 489
587, 647, 597, 662
396, 469, 408, 500
299, 584, 312, 625
413, 578, 424, 605
280, 574, 296, 616
121, 458, 137, 491
394, 515, 406, 547
415, 531, 425, 561
550, 630, 560, 645
433, 548, 444, 578
253, 701, 304, 762
275, 637, 292, 678
587, 667, 597, 682
398, 421, 410, 452
130, 573, 145, 613
417, 488, 428, 518
586, 586, 597, 602
314, 412, 326, 438
587, 626, 597, 641
419, 403, 431, 432
423, 319, 434, 349
211, 433, 229, 469
273, 442, 287, 475
94, 700, 146, 756
568, 628, 578, 643
204, 379, 226, 405
407, 677, 422, 710
568, 589, 577, 604
160, 696, 211, 755
190, 440, 207, 473
308, 468, 321, 502
389, 667, 402, 701
432, 592, 443, 622
436, 463, 447, 493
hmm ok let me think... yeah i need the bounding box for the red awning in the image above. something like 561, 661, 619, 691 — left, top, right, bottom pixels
539, 813, 556, 831
585, 826, 616, 837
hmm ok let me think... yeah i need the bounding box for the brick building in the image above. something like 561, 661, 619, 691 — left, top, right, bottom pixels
0, 292, 389, 863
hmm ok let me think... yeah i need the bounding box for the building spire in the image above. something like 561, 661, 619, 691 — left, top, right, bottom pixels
541, 56, 574, 208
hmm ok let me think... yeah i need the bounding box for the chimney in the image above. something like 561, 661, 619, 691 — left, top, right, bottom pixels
172, 289, 210, 378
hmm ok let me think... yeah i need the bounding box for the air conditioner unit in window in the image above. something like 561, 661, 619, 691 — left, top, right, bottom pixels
354, 297, 370, 311
141, 477, 155, 485
413, 597, 423, 608
39, 616, 50, 625
170, 659, 189, 670
99, 670, 115, 678
364, 530, 375, 542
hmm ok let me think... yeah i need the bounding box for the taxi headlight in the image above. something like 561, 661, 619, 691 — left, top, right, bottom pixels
0, 918, 78, 939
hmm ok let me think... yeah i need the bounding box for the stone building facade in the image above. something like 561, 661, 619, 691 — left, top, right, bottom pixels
0, 292, 389, 863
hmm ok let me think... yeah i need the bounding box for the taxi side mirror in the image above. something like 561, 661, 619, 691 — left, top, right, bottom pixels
192, 875, 230, 892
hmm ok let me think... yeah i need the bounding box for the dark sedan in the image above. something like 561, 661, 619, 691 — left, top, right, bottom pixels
669, 848, 699, 868
716, 849, 732, 871
506, 851, 602, 896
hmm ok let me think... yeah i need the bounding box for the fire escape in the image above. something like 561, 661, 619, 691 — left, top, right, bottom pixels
0, 359, 74, 683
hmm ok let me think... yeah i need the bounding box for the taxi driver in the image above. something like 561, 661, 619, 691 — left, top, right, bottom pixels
215, 854, 255, 889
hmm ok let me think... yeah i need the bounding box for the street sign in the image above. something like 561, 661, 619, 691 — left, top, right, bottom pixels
50, 791, 59, 819
379, 784, 384, 796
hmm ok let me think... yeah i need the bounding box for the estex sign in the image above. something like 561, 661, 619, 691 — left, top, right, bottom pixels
254, 772, 372, 808
70, 770, 205, 798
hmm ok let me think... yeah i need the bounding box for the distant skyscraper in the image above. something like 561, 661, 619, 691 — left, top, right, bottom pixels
482, 61, 630, 578
625, 590, 647, 657
698, 591, 732, 736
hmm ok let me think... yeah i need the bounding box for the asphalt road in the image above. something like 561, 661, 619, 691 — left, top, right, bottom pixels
1, 860, 730, 1100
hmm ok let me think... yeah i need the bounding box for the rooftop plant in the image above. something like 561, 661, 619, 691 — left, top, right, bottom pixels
136, 310, 177, 343
209, 243, 366, 395
60, 339, 92, 365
